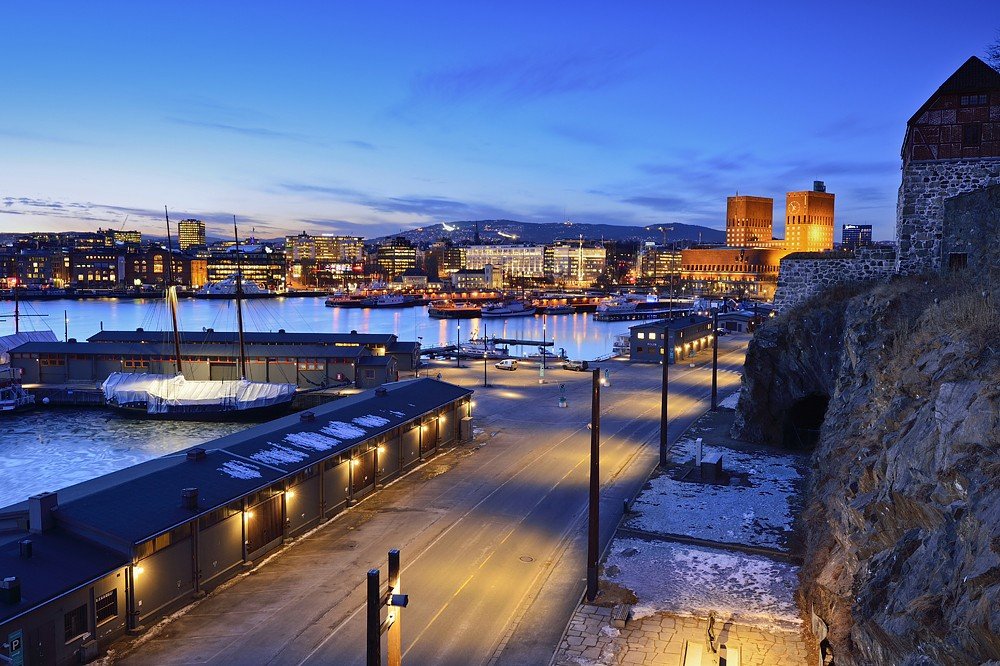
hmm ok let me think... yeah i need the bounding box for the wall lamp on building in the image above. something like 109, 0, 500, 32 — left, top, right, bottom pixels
133, 565, 145, 577
286, 490, 295, 500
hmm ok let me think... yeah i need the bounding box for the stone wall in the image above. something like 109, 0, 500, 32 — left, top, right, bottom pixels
895, 157, 1000, 274
772, 247, 895, 311
942, 183, 1000, 278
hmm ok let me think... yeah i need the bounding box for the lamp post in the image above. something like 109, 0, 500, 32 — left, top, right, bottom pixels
586, 367, 601, 602
659, 324, 669, 467
711, 309, 719, 411
483, 317, 488, 387
539, 314, 547, 384
456, 321, 461, 368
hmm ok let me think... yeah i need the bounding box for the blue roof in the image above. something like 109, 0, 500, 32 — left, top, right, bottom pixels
53, 378, 472, 548
629, 315, 712, 331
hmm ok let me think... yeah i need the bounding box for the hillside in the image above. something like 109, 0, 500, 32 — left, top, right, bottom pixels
370, 219, 725, 246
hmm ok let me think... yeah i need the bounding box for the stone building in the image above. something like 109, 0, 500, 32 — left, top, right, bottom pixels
896, 56, 1000, 274
726, 195, 775, 247
785, 182, 835, 253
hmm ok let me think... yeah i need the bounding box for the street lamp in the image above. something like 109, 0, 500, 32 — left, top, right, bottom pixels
659, 323, 669, 467
456, 321, 461, 368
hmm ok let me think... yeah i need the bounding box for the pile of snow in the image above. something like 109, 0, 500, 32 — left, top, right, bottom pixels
322, 421, 367, 440
284, 431, 340, 452
218, 460, 263, 480
354, 414, 390, 428
627, 443, 801, 550
250, 444, 309, 467
718, 390, 740, 410
604, 538, 801, 631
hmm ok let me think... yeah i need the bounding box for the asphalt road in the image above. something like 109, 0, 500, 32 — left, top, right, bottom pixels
119, 336, 748, 666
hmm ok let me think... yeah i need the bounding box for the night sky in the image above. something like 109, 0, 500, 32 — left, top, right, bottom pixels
2, 1, 998, 240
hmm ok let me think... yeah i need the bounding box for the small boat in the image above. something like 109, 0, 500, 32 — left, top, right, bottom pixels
0, 367, 34, 415
481, 300, 537, 318
195, 275, 274, 299
428, 301, 481, 319
524, 346, 568, 361
596, 296, 638, 314
542, 305, 576, 315
362, 294, 419, 308
459, 339, 508, 359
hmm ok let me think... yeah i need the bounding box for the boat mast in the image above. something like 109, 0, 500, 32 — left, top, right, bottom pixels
233, 215, 247, 380
164, 206, 183, 375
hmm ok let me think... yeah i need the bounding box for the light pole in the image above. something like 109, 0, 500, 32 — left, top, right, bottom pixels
539, 314, 547, 384
483, 314, 488, 387
586, 367, 601, 602
659, 323, 669, 467
711, 309, 719, 411
456, 321, 461, 368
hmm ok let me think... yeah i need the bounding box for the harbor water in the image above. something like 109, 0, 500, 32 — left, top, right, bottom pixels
0, 297, 637, 507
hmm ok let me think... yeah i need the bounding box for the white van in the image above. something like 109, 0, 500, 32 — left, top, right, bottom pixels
494, 359, 518, 371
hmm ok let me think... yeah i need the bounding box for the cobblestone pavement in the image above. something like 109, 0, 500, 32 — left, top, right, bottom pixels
553, 604, 811, 665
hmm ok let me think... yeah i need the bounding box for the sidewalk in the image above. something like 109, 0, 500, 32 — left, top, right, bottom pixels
552, 391, 817, 666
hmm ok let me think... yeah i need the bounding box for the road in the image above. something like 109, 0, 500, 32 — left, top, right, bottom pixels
118, 336, 748, 666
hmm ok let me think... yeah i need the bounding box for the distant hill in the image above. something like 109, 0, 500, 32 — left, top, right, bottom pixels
371, 219, 724, 246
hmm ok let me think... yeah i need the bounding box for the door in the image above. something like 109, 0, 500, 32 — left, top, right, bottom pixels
27, 620, 55, 666
246, 495, 283, 557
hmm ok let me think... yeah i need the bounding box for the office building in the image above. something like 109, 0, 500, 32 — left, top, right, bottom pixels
842, 224, 873, 250
464, 245, 546, 284
544, 241, 606, 287
207, 244, 286, 291
375, 238, 417, 280
177, 219, 207, 251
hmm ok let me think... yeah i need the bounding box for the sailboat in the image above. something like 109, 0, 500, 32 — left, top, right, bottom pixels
0, 284, 55, 415
101, 212, 297, 421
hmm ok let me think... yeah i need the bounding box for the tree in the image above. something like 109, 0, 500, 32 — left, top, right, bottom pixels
988, 30, 1000, 70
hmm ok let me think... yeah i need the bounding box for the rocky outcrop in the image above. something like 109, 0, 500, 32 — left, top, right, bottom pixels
734, 276, 1000, 664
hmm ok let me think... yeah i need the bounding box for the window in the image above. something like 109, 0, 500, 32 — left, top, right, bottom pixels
636, 332, 645, 339
948, 253, 968, 271
648, 332, 657, 340
96, 589, 118, 624
365, 369, 375, 378
64, 604, 88, 642
962, 123, 982, 148
960, 94, 988, 106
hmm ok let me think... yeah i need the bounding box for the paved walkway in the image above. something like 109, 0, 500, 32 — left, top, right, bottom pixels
554, 605, 811, 665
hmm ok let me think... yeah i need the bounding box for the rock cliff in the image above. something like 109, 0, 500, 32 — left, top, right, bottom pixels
734, 276, 1000, 664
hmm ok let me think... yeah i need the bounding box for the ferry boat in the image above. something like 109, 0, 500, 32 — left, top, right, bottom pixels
428, 301, 481, 319
362, 293, 419, 308
459, 339, 508, 359
612, 334, 631, 357
481, 300, 537, 318
542, 305, 576, 315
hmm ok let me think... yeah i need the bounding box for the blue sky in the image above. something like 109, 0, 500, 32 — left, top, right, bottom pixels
2, 1, 997, 241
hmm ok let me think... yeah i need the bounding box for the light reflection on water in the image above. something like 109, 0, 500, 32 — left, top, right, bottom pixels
0, 408, 249, 508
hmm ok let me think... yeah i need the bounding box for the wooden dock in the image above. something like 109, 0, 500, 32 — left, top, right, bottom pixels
592, 308, 691, 322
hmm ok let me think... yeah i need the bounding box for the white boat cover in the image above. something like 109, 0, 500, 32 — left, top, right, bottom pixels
0, 331, 58, 365
101, 373, 296, 414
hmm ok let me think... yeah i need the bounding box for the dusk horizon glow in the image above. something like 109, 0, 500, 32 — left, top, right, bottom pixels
3, 1, 998, 241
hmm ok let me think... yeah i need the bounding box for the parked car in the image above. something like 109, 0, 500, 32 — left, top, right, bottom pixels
715, 328, 729, 336
494, 359, 518, 371
562, 360, 589, 372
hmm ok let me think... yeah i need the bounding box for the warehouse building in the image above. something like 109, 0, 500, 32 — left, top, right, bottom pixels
0, 378, 472, 665
628, 315, 714, 364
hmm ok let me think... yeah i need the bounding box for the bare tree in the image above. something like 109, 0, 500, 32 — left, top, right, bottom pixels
988, 30, 1000, 70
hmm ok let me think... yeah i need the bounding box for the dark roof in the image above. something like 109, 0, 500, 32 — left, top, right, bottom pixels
908, 56, 1000, 125
53, 379, 472, 547
388, 341, 420, 353
629, 315, 712, 331
10, 341, 367, 359
0, 529, 127, 623
87, 330, 397, 346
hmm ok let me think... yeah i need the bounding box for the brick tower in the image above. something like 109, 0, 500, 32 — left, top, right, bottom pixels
896, 56, 1000, 274
726, 195, 774, 247
785, 182, 835, 253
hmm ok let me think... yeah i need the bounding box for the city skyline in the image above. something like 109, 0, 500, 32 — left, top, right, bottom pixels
2, 2, 997, 241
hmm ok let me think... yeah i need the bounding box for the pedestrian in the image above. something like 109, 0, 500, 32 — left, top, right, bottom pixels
437, 372, 442, 381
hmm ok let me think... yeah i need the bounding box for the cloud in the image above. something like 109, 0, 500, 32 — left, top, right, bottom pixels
545, 124, 618, 148
621, 195, 693, 212
0, 128, 90, 145
813, 114, 894, 140
410, 47, 643, 105
166, 117, 377, 151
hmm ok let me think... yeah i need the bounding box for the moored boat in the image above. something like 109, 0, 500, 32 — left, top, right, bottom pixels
542, 305, 576, 315
195, 275, 274, 299
481, 300, 536, 318
428, 301, 481, 319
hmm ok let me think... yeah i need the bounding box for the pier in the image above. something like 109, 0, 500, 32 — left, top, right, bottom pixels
592, 307, 692, 322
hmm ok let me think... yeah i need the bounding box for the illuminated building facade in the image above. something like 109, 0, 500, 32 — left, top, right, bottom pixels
680, 247, 790, 300
177, 219, 206, 250
15, 251, 70, 287
376, 238, 417, 280
464, 245, 545, 280
286, 232, 364, 287
785, 182, 835, 253
543, 242, 606, 287
123, 250, 200, 288
639, 244, 681, 285
842, 224, 873, 250
69, 251, 122, 288
207, 245, 286, 291
726, 196, 774, 247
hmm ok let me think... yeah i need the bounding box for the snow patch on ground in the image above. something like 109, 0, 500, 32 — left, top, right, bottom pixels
217, 460, 262, 480
718, 390, 740, 410
322, 421, 367, 440
354, 414, 390, 428
605, 538, 801, 631
250, 443, 309, 467
284, 431, 339, 451
628, 440, 801, 550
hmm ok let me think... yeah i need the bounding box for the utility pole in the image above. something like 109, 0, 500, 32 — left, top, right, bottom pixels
711, 309, 719, 411
659, 323, 669, 467
367, 569, 380, 666
456, 321, 461, 368
586, 367, 601, 602
387, 549, 402, 666
483, 317, 488, 387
